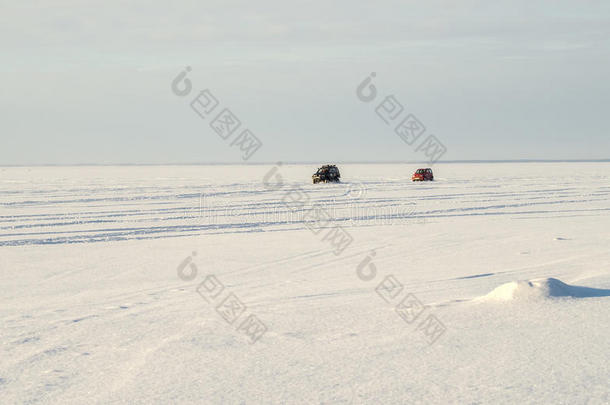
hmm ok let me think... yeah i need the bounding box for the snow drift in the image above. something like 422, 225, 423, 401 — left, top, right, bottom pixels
482, 278, 610, 301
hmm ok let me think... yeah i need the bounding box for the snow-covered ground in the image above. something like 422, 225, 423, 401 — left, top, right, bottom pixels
1, 163, 609, 404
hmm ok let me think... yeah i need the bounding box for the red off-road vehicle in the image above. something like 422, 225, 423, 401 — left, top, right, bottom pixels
412, 168, 434, 181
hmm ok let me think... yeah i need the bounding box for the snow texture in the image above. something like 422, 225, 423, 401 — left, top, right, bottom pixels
1, 163, 609, 404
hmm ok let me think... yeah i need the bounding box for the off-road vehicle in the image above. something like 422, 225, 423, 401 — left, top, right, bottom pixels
412, 168, 434, 181
312, 165, 341, 184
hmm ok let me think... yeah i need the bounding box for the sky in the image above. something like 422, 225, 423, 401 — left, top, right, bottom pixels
1, 0, 609, 165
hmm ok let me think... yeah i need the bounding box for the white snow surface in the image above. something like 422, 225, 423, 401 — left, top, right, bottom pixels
481, 277, 610, 301
1, 163, 609, 404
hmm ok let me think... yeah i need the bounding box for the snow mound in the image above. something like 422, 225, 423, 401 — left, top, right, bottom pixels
482, 278, 610, 301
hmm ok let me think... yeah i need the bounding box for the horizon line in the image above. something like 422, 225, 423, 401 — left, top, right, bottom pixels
2, 159, 610, 167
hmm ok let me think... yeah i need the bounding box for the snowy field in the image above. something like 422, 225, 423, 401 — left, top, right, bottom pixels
1, 163, 609, 404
